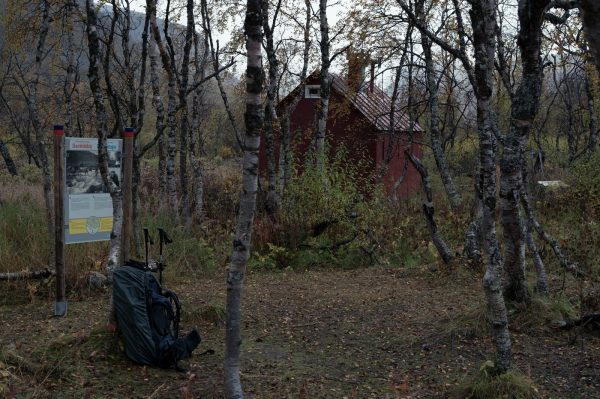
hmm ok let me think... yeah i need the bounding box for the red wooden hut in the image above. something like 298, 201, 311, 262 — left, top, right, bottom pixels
260, 66, 423, 199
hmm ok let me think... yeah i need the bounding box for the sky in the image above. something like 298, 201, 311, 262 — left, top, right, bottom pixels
129, 0, 347, 76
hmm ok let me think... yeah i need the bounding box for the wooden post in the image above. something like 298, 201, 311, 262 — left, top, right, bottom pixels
53, 125, 67, 316
121, 127, 134, 264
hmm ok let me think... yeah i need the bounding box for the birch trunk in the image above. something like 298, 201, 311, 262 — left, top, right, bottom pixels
147, 29, 168, 201
580, 0, 600, 74
279, 0, 311, 192
189, 30, 209, 221
520, 164, 547, 292
63, 0, 77, 136
520, 169, 580, 277
315, 0, 330, 172
190, 90, 205, 220
132, 9, 150, 256
29, 0, 54, 268
406, 151, 453, 263
470, 0, 512, 373
177, 0, 195, 223
585, 73, 598, 155
224, 1, 264, 397
525, 220, 547, 293
415, 0, 461, 210
262, 0, 279, 215
85, 0, 123, 276
464, 161, 483, 263
200, 0, 243, 150
149, 0, 178, 212
500, 0, 550, 303
0, 139, 18, 176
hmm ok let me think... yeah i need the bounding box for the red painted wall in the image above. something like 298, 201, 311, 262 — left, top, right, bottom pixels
260, 79, 422, 199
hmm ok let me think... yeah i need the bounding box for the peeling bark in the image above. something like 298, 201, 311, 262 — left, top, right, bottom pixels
224, 1, 264, 397
470, 0, 512, 373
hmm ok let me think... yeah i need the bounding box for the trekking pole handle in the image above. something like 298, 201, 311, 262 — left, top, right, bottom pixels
158, 228, 173, 245
144, 229, 154, 245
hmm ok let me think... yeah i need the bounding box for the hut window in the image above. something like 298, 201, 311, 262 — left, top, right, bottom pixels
305, 85, 321, 98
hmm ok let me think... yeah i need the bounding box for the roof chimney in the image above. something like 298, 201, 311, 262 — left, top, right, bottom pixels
369, 61, 376, 93
347, 48, 370, 93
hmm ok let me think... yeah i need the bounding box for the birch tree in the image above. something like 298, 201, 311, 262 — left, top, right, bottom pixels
27, 0, 55, 269
262, 0, 282, 215
396, 0, 512, 372
499, 0, 552, 303
315, 0, 331, 172
224, 0, 264, 396
85, 0, 123, 276
148, 0, 179, 211
414, 0, 462, 210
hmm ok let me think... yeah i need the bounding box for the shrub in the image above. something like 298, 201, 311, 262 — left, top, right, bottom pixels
568, 151, 600, 219
252, 150, 412, 269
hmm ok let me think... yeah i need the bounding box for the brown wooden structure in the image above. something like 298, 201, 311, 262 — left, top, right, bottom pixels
260, 70, 424, 198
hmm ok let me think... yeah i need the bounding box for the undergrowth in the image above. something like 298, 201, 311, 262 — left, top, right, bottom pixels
452, 361, 540, 399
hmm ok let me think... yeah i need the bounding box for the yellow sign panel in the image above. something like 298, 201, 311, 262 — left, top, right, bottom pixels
69, 217, 113, 235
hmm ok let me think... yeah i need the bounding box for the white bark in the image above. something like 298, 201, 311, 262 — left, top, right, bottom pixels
224, 1, 264, 397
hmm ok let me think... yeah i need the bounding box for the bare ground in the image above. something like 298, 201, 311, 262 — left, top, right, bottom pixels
1, 266, 599, 398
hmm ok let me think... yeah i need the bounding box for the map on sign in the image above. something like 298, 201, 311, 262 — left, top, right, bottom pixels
64, 138, 122, 244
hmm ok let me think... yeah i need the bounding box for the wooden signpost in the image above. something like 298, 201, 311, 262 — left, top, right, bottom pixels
52, 126, 134, 317
53, 125, 66, 316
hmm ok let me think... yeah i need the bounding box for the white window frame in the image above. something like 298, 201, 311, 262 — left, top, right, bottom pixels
305, 85, 321, 99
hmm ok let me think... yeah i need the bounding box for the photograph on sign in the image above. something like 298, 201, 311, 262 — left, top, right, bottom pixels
64, 138, 122, 244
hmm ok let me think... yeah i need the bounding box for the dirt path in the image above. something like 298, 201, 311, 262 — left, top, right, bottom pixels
1, 266, 599, 398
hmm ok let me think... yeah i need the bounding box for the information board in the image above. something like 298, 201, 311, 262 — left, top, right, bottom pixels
64, 138, 122, 244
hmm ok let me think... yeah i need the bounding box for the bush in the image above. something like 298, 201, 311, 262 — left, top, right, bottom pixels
568, 151, 600, 219
252, 150, 412, 269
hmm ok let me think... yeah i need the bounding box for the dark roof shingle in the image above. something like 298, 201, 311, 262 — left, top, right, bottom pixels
329, 73, 422, 133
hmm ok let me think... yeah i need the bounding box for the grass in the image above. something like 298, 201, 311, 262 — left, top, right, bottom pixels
452, 361, 540, 399
508, 293, 577, 333
0, 201, 48, 272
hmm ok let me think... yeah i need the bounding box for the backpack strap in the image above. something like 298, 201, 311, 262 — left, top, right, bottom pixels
162, 289, 181, 338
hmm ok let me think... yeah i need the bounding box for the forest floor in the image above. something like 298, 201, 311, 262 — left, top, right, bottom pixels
1, 265, 599, 398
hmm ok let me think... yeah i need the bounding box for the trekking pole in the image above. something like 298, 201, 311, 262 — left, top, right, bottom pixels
157, 228, 172, 285
143, 228, 154, 268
